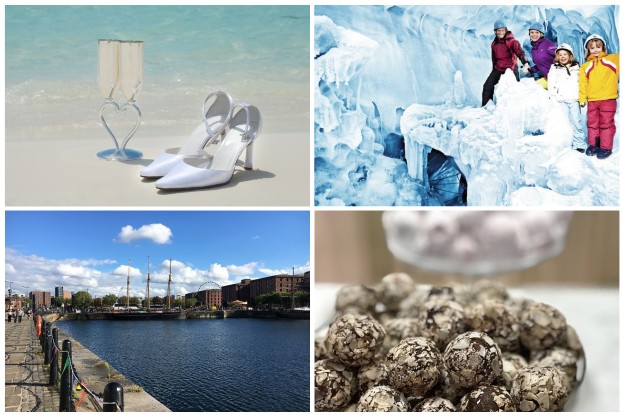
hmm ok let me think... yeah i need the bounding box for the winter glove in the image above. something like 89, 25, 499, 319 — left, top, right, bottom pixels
521, 63, 531, 75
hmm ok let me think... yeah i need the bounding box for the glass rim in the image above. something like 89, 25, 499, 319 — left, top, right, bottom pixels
97, 39, 144, 43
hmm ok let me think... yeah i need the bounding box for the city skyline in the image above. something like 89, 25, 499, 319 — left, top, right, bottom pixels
5, 211, 310, 299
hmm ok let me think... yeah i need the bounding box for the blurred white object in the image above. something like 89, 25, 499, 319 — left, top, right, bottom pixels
383, 211, 573, 275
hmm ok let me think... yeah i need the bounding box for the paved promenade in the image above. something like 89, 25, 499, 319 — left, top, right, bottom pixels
5, 318, 59, 412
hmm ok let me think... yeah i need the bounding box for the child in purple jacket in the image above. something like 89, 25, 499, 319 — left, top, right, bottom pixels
521, 22, 557, 89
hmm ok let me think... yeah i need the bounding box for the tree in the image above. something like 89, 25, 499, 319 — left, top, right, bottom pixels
117, 296, 128, 307
72, 291, 93, 309
174, 298, 185, 309
102, 294, 117, 307
186, 298, 197, 308
130, 296, 141, 307
53, 297, 64, 307
93, 298, 103, 308
152, 296, 163, 305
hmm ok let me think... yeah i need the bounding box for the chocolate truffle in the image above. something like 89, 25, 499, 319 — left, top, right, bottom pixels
426, 286, 458, 303
459, 385, 515, 411
499, 353, 528, 391
511, 366, 568, 411
418, 300, 467, 351
356, 385, 410, 412
381, 318, 420, 353
519, 302, 567, 351
470, 279, 510, 304
376, 273, 416, 311
335, 284, 378, 314
414, 396, 457, 411
357, 359, 391, 393
562, 325, 584, 359
443, 331, 502, 389
314, 359, 357, 411
387, 337, 441, 399
430, 362, 471, 404
325, 314, 385, 366
531, 347, 578, 391
467, 300, 520, 352
315, 332, 329, 361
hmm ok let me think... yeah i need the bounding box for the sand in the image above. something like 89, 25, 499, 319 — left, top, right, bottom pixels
5, 114, 310, 207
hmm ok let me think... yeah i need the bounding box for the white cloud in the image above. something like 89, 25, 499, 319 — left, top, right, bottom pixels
226, 262, 259, 276
112, 265, 143, 278
117, 224, 172, 244
5, 248, 308, 299
259, 261, 310, 276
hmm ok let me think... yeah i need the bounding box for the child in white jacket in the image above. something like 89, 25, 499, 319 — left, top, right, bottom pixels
548, 44, 585, 152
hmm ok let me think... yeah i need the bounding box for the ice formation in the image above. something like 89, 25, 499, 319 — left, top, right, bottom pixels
314, 5, 619, 206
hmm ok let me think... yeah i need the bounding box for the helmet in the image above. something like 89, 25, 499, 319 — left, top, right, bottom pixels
556, 43, 574, 55
529, 22, 545, 34
493, 20, 506, 31
584, 34, 606, 50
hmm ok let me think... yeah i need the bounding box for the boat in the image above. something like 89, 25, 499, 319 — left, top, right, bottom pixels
106, 310, 184, 320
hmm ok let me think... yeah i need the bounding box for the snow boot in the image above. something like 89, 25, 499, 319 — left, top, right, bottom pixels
585, 145, 598, 156
596, 148, 612, 159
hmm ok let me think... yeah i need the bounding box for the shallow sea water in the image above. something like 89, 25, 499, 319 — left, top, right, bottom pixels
5, 6, 310, 134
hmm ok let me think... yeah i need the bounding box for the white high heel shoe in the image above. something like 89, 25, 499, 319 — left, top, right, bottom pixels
155, 103, 262, 190
140, 90, 234, 178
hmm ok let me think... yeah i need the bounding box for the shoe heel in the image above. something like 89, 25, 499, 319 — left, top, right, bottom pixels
244, 142, 254, 170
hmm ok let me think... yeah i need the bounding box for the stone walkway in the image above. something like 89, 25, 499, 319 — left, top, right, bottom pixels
5, 318, 59, 412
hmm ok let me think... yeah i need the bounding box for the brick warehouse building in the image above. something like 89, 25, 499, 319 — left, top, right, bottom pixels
194, 272, 311, 308
185, 288, 222, 309
29, 290, 51, 309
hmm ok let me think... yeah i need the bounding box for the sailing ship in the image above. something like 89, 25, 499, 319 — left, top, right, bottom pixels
107, 258, 184, 320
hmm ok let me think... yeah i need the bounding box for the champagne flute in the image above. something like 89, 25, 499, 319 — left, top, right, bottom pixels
119, 40, 143, 102
97, 39, 119, 100
97, 39, 144, 161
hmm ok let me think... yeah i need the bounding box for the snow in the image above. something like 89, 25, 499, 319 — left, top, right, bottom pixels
314, 5, 619, 206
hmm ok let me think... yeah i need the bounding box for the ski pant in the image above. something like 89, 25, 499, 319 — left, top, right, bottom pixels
558, 101, 585, 150
587, 99, 617, 150
482, 68, 519, 106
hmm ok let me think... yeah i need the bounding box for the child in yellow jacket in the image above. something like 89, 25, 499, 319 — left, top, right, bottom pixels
579, 34, 619, 159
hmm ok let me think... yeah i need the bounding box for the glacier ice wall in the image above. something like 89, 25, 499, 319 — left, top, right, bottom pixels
314, 5, 619, 206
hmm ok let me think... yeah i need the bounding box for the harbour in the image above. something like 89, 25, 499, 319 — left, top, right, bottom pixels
53, 317, 310, 412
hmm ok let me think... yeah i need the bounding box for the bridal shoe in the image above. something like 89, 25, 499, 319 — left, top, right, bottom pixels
155, 103, 261, 190
140, 90, 234, 178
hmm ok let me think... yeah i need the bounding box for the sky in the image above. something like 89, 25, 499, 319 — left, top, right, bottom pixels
5, 210, 310, 299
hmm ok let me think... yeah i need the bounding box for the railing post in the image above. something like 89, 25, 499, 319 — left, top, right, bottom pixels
103, 382, 124, 412
44, 323, 51, 364
59, 340, 73, 412
49, 328, 59, 386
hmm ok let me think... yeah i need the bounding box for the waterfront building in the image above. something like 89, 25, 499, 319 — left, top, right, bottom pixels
29, 290, 51, 309
221, 278, 251, 306
186, 289, 222, 309
249, 272, 311, 300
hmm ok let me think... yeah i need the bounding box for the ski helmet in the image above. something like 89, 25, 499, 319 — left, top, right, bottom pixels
584, 34, 606, 51
493, 20, 506, 31
556, 43, 574, 56
529, 22, 545, 34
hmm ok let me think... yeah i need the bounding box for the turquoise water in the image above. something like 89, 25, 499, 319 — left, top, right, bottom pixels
5, 6, 310, 133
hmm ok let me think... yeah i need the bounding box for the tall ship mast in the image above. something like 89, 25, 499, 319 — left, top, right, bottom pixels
167, 259, 172, 310
146, 256, 151, 311
126, 258, 131, 311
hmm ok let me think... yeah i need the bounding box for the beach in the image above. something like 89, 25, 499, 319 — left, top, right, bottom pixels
6, 114, 309, 206
5, 5, 310, 207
